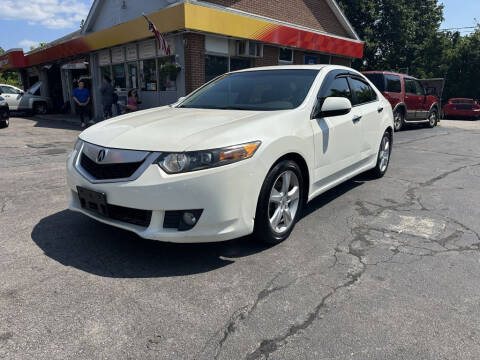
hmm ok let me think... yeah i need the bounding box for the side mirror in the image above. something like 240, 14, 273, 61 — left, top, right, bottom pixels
312, 97, 352, 118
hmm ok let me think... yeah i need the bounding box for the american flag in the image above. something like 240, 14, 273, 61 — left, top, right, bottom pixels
143, 13, 170, 56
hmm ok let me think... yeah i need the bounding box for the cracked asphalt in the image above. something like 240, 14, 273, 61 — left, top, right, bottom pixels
1, 117, 480, 360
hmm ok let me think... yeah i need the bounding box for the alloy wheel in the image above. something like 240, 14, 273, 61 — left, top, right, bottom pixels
429, 111, 437, 127
268, 170, 300, 234
379, 135, 391, 172
394, 111, 403, 131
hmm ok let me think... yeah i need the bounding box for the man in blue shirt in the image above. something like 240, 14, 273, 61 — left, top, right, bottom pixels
72, 81, 92, 128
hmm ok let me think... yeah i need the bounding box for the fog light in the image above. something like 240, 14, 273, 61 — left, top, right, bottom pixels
182, 212, 197, 226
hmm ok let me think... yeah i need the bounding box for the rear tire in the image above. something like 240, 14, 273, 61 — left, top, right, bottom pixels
427, 109, 438, 128
0, 119, 8, 128
393, 109, 405, 132
369, 131, 392, 179
253, 160, 305, 245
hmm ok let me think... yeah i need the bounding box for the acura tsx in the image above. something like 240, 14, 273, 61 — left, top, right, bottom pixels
66, 65, 394, 244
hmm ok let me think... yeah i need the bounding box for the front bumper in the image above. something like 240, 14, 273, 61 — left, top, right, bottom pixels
66, 148, 264, 243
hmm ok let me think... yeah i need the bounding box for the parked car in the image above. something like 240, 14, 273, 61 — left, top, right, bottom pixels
0, 82, 52, 115
66, 65, 394, 245
0, 96, 9, 128
363, 71, 443, 131
442, 98, 480, 120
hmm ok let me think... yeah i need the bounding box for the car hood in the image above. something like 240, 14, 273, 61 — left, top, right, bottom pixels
79, 106, 271, 152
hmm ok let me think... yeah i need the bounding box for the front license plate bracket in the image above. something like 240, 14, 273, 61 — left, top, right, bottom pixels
77, 186, 108, 217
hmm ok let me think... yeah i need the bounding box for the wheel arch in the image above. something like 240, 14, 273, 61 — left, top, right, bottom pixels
270, 152, 311, 203
393, 102, 407, 115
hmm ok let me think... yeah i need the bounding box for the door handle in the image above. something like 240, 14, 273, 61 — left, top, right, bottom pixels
377, 106, 384, 113
352, 115, 362, 123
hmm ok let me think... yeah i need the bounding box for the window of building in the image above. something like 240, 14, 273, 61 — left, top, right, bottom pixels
112, 64, 126, 90
127, 62, 138, 89
279, 48, 293, 63
205, 55, 229, 82
349, 77, 377, 105
230, 58, 252, 72
140, 59, 157, 91
158, 55, 178, 91
101, 66, 112, 82
385, 74, 401, 93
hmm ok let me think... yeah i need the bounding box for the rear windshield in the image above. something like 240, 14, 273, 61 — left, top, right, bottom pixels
452, 99, 474, 104
179, 69, 319, 111
363, 73, 385, 92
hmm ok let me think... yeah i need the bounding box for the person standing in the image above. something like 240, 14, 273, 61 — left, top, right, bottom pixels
100, 75, 115, 119
72, 81, 91, 128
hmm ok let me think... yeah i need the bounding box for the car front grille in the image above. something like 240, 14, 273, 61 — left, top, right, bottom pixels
80, 153, 144, 180
107, 204, 152, 227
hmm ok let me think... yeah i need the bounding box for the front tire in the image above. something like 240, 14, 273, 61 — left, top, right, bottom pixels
427, 109, 438, 128
0, 119, 8, 128
254, 160, 305, 245
369, 131, 392, 179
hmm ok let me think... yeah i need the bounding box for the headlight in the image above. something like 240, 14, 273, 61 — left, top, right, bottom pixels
0, 96, 4, 102
156, 141, 261, 174
74, 139, 83, 151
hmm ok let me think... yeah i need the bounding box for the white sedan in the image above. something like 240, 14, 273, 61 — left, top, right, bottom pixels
66, 65, 394, 244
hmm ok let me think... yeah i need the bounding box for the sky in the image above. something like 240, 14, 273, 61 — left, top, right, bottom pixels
0, 0, 479, 52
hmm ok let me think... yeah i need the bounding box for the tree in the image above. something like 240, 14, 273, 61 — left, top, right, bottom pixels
337, 0, 444, 76
30, 42, 48, 51
0, 46, 21, 87
337, 0, 480, 101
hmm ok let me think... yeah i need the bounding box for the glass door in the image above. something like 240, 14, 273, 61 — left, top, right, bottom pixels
128, 62, 138, 90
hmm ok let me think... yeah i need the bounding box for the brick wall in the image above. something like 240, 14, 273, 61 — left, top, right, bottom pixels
254, 45, 279, 67
330, 56, 351, 67
184, 33, 205, 94
203, 0, 350, 37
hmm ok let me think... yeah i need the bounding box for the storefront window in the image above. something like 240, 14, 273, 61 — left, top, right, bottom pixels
112, 64, 126, 90
128, 62, 138, 89
279, 48, 293, 63
140, 59, 157, 91
101, 66, 112, 81
230, 58, 251, 72
158, 56, 177, 91
205, 55, 228, 82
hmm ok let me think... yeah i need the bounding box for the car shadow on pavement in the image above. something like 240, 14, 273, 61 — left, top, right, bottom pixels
31, 178, 367, 279
31, 210, 271, 278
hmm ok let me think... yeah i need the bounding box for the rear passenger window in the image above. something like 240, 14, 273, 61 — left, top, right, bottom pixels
322, 77, 352, 100
349, 78, 377, 105
385, 75, 401, 93
405, 79, 418, 95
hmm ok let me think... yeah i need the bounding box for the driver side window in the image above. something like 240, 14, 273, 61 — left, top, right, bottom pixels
321, 77, 352, 101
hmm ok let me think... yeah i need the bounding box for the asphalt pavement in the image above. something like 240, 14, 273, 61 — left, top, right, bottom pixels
1, 116, 480, 360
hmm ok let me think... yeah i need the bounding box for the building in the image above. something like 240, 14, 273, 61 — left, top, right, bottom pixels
0, 0, 363, 118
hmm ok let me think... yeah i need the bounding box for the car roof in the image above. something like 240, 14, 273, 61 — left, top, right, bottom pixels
363, 70, 414, 78
230, 64, 352, 74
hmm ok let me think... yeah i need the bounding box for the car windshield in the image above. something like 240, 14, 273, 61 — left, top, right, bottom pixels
178, 69, 319, 111
27, 81, 42, 95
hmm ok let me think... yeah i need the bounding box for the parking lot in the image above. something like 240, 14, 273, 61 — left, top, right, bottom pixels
1, 116, 480, 359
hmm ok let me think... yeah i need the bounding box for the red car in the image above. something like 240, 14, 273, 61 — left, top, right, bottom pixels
363, 71, 441, 131
442, 98, 480, 120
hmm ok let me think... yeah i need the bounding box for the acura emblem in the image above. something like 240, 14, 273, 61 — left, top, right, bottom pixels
97, 149, 106, 162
